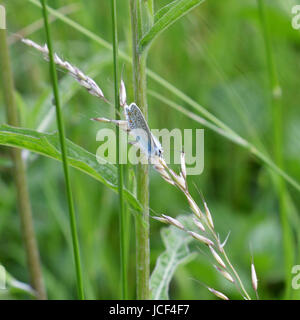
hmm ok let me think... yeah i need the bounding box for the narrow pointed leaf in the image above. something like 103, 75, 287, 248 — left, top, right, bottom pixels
0, 125, 141, 211
139, 0, 205, 52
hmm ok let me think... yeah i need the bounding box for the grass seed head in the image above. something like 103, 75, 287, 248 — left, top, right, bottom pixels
192, 217, 205, 232
120, 79, 127, 107
251, 262, 258, 292
203, 200, 214, 229
214, 265, 235, 283
180, 151, 187, 180
161, 214, 185, 230
155, 167, 174, 185
168, 168, 186, 190
187, 231, 214, 246
22, 38, 106, 100
208, 287, 229, 300
209, 245, 226, 269
153, 216, 169, 224
186, 194, 202, 219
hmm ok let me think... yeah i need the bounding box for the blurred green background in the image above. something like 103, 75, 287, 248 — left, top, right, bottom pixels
1, 0, 300, 299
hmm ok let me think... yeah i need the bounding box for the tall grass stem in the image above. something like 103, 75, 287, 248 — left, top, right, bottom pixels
111, 0, 128, 299
130, 0, 153, 299
257, 0, 293, 299
0, 10, 46, 299
40, 0, 84, 299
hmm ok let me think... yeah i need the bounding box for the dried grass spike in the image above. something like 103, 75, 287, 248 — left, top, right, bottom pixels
219, 231, 231, 252
186, 194, 202, 219
209, 246, 226, 269
208, 287, 229, 300
120, 79, 127, 107
153, 216, 169, 224
161, 214, 185, 230
203, 200, 214, 229
22, 38, 106, 101
187, 231, 214, 246
192, 217, 205, 232
91, 118, 128, 131
251, 262, 258, 292
168, 168, 186, 190
214, 265, 235, 283
180, 151, 187, 180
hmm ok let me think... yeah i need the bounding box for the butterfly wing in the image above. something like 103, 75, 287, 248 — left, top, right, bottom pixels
126, 103, 153, 156
125, 103, 158, 157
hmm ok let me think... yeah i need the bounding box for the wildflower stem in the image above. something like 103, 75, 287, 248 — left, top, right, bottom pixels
0, 7, 46, 299
111, 0, 127, 299
40, 0, 84, 299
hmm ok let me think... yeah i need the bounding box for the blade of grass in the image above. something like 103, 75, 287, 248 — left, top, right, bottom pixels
257, 0, 294, 299
148, 90, 248, 146
0, 125, 141, 211
0, 6, 46, 300
139, 0, 206, 52
111, 0, 127, 299
39, 0, 84, 299
154, 0, 180, 22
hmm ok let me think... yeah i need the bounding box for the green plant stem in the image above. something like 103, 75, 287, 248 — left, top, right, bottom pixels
40, 0, 84, 299
130, 0, 152, 300
111, 0, 127, 299
222, 250, 251, 300
0, 11, 46, 300
258, 0, 293, 299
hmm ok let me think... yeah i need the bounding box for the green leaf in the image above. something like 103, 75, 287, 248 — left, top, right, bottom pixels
139, 0, 205, 52
0, 125, 141, 211
154, 0, 181, 22
150, 216, 196, 300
